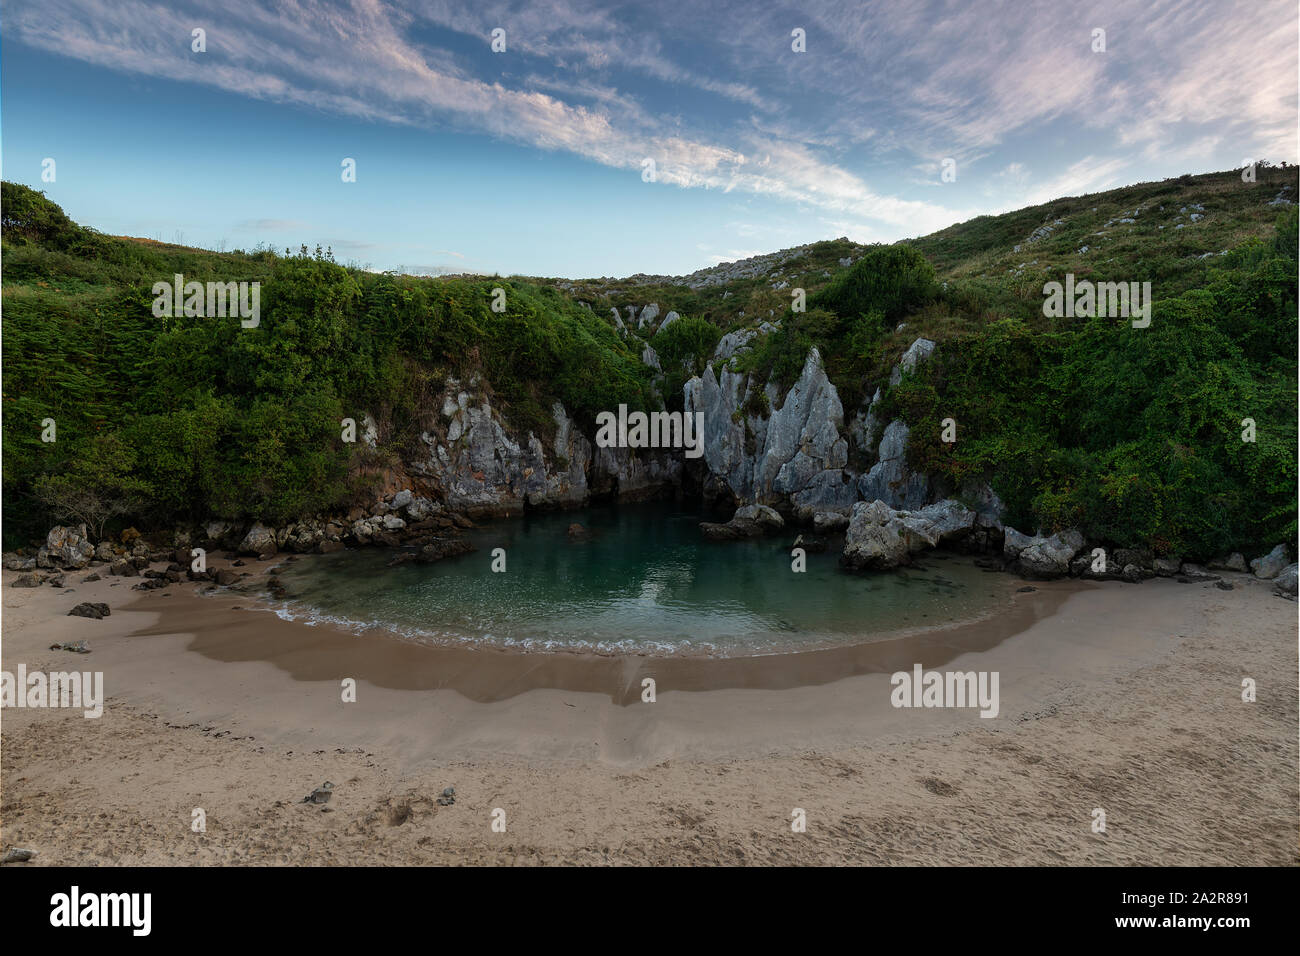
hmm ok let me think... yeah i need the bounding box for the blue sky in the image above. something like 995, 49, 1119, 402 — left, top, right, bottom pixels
2, 0, 1296, 278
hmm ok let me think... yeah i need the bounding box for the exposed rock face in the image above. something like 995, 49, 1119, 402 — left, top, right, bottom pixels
1250, 544, 1289, 580
641, 344, 662, 371
858, 421, 928, 510
655, 311, 680, 335
404, 379, 615, 517
889, 337, 936, 387
681, 338, 1003, 531
713, 328, 756, 361
685, 347, 851, 515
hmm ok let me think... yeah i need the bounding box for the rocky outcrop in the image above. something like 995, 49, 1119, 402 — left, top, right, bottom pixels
685, 347, 851, 514
404, 378, 612, 517
655, 310, 680, 335
889, 337, 936, 387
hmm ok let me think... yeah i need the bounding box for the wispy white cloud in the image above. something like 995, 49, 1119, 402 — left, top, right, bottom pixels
6, 0, 1295, 254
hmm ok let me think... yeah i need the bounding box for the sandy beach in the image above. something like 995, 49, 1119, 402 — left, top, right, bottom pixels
1, 556, 1296, 866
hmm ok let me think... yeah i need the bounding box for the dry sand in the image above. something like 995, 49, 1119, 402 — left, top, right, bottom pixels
1, 555, 1296, 865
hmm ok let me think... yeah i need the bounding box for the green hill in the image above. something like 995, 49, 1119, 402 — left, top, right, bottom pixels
2, 165, 1296, 558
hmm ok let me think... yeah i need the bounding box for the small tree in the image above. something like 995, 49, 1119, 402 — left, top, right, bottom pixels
34, 434, 149, 541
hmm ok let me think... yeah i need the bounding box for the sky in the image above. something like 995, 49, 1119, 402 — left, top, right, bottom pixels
2, 0, 1296, 278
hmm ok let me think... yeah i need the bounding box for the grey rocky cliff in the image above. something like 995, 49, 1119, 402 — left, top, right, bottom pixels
402, 374, 674, 517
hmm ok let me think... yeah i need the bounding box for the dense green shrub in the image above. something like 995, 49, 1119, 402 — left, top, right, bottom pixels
812, 244, 937, 327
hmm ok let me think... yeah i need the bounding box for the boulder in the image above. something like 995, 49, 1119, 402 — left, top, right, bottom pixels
1153, 556, 1181, 577
1250, 544, 1289, 580
841, 500, 913, 571
913, 500, 977, 544
417, 539, 476, 563
68, 602, 110, 620
1017, 530, 1085, 579
1208, 552, 1247, 573
1179, 563, 1221, 582
238, 523, 278, 557
888, 337, 936, 387
1002, 527, 1039, 560
1272, 563, 1297, 597
733, 504, 784, 531
214, 569, 240, 586
109, 559, 139, 577
10, 572, 44, 588
700, 519, 762, 541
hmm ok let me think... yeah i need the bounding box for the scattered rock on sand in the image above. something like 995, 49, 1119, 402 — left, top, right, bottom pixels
301, 782, 334, 805
0, 847, 36, 864
49, 640, 90, 653
10, 572, 44, 588
437, 787, 456, 806
67, 602, 110, 620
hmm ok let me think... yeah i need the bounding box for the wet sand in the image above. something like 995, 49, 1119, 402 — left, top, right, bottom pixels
1, 555, 1296, 865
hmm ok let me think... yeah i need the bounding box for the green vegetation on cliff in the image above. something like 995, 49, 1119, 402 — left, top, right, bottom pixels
2, 181, 652, 542
3, 167, 1296, 558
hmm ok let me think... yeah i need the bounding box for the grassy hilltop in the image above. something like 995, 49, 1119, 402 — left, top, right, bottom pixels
2, 166, 1296, 557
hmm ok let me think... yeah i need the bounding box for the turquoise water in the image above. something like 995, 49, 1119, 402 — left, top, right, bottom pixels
270, 502, 1011, 656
